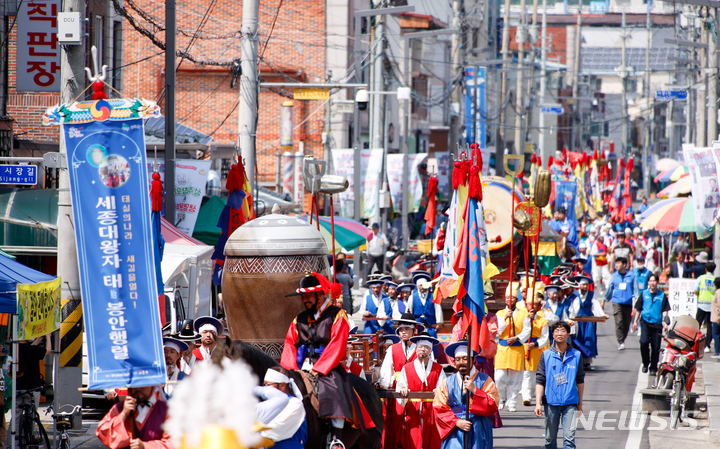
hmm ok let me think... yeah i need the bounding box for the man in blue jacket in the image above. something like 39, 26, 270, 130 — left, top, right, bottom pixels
604, 257, 639, 350
534, 321, 585, 449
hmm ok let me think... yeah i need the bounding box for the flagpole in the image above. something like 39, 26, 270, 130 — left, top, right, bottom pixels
464, 302, 472, 449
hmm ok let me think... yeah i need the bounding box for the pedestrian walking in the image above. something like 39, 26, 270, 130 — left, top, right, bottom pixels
604, 257, 638, 350
694, 262, 716, 334
366, 223, 388, 278
534, 321, 585, 449
632, 273, 669, 375
710, 277, 720, 358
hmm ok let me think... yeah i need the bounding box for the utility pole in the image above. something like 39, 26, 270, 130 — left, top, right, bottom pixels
371, 11, 384, 226
668, 98, 675, 158
525, 0, 540, 157
538, 0, 549, 166
55, 0, 85, 431
572, 0, 582, 152
450, 0, 464, 154
697, 18, 707, 147
707, 8, 718, 144
643, 2, 651, 194
165, 0, 176, 224
239, 0, 259, 189
514, 0, 527, 155
620, 10, 628, 159
498, 0, 511, 173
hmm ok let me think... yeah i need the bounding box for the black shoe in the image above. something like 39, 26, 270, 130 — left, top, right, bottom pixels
585, 365, 595, 372
641, 366, 648, 373
649, 369, 657, 376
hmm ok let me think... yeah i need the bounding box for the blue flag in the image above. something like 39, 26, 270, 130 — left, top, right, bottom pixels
64, 118, 166, 389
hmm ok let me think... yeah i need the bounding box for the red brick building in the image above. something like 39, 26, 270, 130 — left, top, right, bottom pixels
121, 0, 327, 185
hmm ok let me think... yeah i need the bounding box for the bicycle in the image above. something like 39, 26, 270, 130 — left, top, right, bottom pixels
47, 404, 82, 449
15, 386, 50, 449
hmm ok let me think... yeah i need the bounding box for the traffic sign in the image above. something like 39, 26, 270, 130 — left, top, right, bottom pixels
541, 104, 564, 115
0, 165, 37, 185
294, 88, 330, 100
336, 103, 355, 114
655, 90, 688, 100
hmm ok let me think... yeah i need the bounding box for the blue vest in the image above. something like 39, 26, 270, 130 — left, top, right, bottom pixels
363, 292, 392, 334
640, 289, 665, 325
610, 270, 636, 305
441, 372, 493, 449
411, 289, 437, 326
543, 347, 582, 406
634, 267, 651, 292
576, 290, 594, 317
271, 395, 308, 449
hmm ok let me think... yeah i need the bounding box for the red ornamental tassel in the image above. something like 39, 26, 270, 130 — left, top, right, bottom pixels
562, 147, 568, 163
531, 153, 537, 165
468, 147, 483, 200
548, 156, 555, 168
593, 149, 598, 160
92, 80, 107, 100
150, 172, 163, 212
626, 158, 634, 172
619, 158, 626, 169
452, 160, 463, 189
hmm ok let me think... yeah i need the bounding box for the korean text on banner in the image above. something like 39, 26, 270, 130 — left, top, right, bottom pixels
174, 160, 211, 236
465, 67, 486, 147
668, 277, 698, 321
17, 278, 62, 340
386, 154, 428, 214
16, 0, 60, 92
331, 149, 355, 217
64, 118, 166, 389
331, 148, 386, 220
363, 149, 384, 222
686, 144, 720, 228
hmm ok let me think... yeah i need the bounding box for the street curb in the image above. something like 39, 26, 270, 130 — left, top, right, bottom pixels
701, 361, 720, 432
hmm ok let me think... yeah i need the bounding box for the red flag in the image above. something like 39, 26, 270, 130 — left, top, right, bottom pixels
424, 176, 438, 236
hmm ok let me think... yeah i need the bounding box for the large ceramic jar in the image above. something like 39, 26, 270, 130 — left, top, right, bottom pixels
222, 214, 329, 358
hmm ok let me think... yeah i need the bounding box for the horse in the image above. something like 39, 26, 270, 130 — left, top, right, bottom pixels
218, 337, 384, 449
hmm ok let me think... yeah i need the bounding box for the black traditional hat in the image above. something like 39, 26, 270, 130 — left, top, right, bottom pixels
172, 319, 201, 341
410, 331, 439, 346
394, 312, 426, 334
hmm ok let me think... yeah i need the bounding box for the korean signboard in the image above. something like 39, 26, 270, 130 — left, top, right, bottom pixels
17, 0, 61, 92
0, 165, 38, 185
64, 118, 166, 389
17, 278, 61, 340
386, 154, 427, 214
668, 278, 698, 321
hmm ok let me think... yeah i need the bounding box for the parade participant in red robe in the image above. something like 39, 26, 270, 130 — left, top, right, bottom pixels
281, 273, 372, 449
96, 386, 171, 449
378, 312, 425, 448
191, 316, 223, 363
397, 331, 445, 449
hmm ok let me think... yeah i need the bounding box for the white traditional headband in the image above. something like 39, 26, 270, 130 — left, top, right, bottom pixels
198, 323, 218, 334
454, 347, 468, 358
163, 341, 183, 353
264, 368, 302, 398
416, 340, 433, 348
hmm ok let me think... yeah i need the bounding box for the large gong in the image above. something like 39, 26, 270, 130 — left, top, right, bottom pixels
222, 214, 329, 358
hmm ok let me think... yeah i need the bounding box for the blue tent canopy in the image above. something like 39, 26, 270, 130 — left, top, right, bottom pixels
0, 254, 56, 314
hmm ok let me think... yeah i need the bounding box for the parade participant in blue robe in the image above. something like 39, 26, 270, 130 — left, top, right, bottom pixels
407, 271, 443, 338
257, 368, 307, 449
434, 340, 498, 449
549, 206, 578, 250
571, 274, 608, 371
359, 278, 392, 334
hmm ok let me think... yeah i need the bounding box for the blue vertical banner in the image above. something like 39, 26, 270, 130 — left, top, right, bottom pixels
465, 67, 486, 147
555, 179, 578, 227
63, 118, 166, 389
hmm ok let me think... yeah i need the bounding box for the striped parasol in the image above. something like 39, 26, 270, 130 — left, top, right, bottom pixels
656, 175, 691, 199
654, 165, 689, 183
299, 214, 374, 253
639, 197, 708, 233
